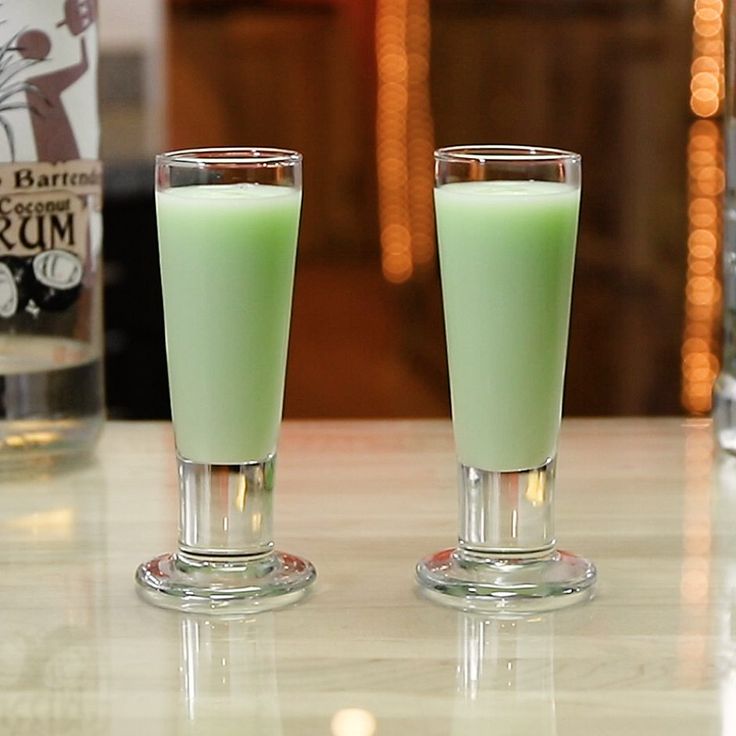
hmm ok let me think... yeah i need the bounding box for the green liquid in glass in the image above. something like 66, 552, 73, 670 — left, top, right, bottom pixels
157, 183, 301, 464
435, 180, 580, 471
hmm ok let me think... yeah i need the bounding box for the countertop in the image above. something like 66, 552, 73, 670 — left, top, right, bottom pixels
0, 418, 730, 734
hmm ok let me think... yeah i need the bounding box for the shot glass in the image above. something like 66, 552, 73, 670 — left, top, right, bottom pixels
417, 145, 596, 611
136, 148, 316, 613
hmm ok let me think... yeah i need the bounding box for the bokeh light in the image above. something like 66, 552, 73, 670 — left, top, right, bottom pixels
683, 0, 724, 415
376, 0, 435, 284
331, 708, 378, 736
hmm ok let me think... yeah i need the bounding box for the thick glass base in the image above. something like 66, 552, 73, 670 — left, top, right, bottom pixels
136, 550, 316, 614
416, 547, 596, 613
137, 453, 316, 613
418, 460, 596, 612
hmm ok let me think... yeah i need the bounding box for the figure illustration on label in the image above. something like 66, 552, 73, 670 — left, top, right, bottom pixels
0, 2, 99, 319
17, 28, 86, 162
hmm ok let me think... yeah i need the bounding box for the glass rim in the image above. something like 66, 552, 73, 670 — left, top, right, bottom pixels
156, 147, 302, 167
434, 145, 580, 164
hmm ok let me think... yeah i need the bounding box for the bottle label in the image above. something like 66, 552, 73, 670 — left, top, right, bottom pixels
0, 1, 100, 318
0, 161, 101, 258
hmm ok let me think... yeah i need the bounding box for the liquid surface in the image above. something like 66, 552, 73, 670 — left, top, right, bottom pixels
157, 184, 301, 464
435, 180, 580, 470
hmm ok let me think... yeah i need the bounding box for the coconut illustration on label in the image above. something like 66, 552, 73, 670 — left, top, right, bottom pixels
0, 260, 18, 317
31, 249, 81, 310
0, 255, 33, 317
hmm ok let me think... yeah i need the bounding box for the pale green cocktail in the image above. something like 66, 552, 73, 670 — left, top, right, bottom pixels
137, 148, 315, 615
435, 180, 580, 472
417, 146, 595, 611
156, 183, 301, 464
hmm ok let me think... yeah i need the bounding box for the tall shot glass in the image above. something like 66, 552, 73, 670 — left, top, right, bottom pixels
417, 146, 596, 611
136, 148, 316, 612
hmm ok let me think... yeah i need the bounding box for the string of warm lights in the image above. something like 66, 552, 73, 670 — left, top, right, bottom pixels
404, 0, 435, 269
682, 0, 725, 414
375, 0, 434, 284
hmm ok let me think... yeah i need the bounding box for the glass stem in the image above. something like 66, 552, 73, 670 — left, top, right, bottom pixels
178, 453, 275, 559
457, 458, 556, 558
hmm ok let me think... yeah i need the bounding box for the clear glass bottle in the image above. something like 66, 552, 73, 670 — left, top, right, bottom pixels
0, 1, 104, 467
716, 3, 736, 450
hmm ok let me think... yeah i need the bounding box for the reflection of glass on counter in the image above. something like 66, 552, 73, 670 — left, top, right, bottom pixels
716, 455, 736, 732
454, 613, 556, 736
179, 614, 282, 735
0, 460, 108, 733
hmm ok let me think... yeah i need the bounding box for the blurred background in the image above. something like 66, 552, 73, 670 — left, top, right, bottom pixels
100, 0, 722, 421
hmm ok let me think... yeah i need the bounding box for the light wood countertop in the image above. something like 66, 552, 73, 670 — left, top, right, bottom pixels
0, 417, 729, 734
